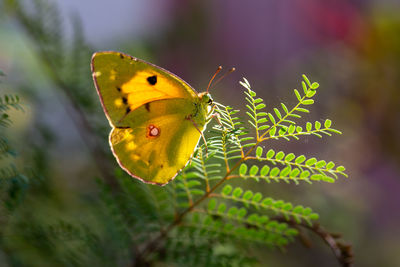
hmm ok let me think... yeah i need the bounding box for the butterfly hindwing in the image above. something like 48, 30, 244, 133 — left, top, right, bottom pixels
91, 51, 198, 126
109, 98, 202, 185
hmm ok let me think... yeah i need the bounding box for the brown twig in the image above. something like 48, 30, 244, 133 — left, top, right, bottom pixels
273, 216, 354, 267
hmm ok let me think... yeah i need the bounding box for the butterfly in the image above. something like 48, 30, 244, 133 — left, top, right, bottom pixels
91, 51, 218, 185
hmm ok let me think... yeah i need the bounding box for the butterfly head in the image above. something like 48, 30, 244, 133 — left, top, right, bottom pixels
199, 92, 213, 106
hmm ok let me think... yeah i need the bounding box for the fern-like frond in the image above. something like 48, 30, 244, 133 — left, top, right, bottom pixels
165, 235, 257, 267
0, 114, 12, 128
266, 118, 342, 141
234, 162, 344, 184
175, 172, 203, 208
203, 204, 297, 240
115, 172, 169, 225
0, 94, 22, 128
0, 94, 22, 113
97, 177, 136, 240
213, 103, 248, 159
0, 137, 16, 159
241, 75, 340, 143
234, 162, 315, 184
5, 0, 95, 110
215, 185, 319, 225
0, 164, 20, 181
241, 78, 269, 141
257, 148, 346, 178
182, 212, 297, 248
175, 144, 223, 204
234, 148, 347, 184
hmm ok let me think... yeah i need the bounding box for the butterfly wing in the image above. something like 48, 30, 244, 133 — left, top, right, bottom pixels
110, 98, 202, 185
91, 51, 198, 127
91, 51, 205, 185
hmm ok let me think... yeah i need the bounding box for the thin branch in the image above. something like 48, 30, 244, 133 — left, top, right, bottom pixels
273, 216, 354, 267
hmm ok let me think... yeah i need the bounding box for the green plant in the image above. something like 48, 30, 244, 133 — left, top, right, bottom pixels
0, 75, 34, 265
1, 1, 354, 266
0, 92, 28, 208
117, 75, 351, 266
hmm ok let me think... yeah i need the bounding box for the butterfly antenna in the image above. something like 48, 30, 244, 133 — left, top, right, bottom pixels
209, 67, 236, 90
206, 66, 222, 93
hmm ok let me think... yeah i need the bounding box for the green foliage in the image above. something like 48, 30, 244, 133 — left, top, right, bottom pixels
241, 76, 341, 141
164, 236, 257, 267
0, 95, 23, 128
157, 75, 347, 263
0, 91, 28, 203
90, 74, 348, 266
4, 0, 95, 110
0, 77, 36, 267
237, 148, 346, 184
218, 185, 319, 225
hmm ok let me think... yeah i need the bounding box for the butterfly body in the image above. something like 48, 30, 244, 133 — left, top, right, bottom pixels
91, 51, 212, 185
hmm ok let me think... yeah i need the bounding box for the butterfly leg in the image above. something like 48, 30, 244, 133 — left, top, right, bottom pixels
206, 104, 222, 126
186, 115, 208, 156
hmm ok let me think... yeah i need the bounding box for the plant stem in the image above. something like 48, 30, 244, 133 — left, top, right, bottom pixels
274, 216, 354, 267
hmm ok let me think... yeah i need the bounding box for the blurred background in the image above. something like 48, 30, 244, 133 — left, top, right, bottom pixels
0, 0, 399, 266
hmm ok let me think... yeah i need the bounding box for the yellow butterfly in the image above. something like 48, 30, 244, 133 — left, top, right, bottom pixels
91, 51, 214, 185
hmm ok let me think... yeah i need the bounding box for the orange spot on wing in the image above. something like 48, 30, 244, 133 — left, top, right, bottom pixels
146, 124, 160, 139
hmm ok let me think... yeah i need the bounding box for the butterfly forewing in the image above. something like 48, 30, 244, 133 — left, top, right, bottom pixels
91, 51, 197, 127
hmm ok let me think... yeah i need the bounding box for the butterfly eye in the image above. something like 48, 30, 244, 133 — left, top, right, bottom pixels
208, 99, 213, 105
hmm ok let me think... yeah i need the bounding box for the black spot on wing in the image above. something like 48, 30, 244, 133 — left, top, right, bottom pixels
147, 75, 157, 85
122, 97, 128, 104
116, 87, 121, 92
126, 107, 131, 114
145, 102, 150, 112
119, 53, 124, 59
